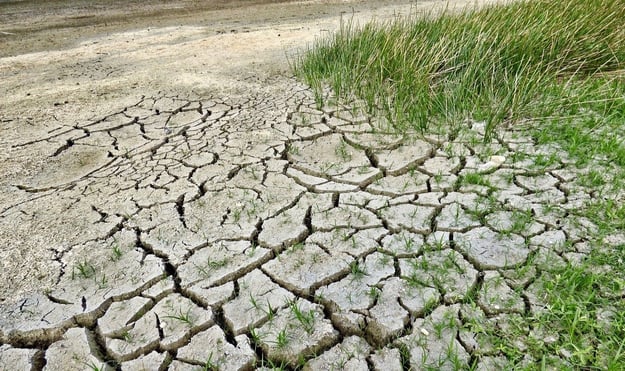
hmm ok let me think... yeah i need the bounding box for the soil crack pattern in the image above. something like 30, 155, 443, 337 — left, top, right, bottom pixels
0, 76, 613, 370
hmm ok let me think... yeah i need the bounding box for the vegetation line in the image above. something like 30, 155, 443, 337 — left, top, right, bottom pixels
294, 0, 625, 140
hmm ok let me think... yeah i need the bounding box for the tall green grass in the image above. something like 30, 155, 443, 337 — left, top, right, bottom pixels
294, 0, 625, 135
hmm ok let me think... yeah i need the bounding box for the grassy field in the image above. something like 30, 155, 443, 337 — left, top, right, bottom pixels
294, 0, 625, 369
295, 0, 624, 136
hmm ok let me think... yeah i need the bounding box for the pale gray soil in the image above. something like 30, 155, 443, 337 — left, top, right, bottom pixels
1, 0, 475, 303
1, 0, 601, 369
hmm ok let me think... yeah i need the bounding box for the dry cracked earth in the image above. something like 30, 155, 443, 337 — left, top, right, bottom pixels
0, 0, 618, 370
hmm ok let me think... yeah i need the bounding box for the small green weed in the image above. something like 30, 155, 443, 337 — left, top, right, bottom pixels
202, 352, 217, 371
163, 306, 193, 325
195, 258, 229, 278
367, 286, 381, 301
249, 327, 263, 343
83, 361, 104, 371
335, 138, 352, 161
349, 260, 367, 280
578, 169, 607, 188
72, 260, 96, 280
461, 172, 490, 188
110, 241, 123, 261
288, 300, 316, 334
276, 328, 289, 348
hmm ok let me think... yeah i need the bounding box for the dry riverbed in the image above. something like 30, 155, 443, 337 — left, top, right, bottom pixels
2, 0, 612, 369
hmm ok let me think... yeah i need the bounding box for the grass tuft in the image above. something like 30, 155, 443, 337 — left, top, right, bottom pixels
294, 0, 625, 139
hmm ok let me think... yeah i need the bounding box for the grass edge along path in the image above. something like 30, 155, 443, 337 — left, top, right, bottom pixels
294, 0, 625, 369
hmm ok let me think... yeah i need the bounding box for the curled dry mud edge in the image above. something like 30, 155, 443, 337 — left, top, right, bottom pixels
1, 0, 621, 369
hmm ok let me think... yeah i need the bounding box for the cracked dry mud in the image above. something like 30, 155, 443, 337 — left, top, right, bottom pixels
0, 0, 616, 370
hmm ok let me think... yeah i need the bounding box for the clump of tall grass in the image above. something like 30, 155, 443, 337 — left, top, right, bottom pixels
294, 0, 625, 135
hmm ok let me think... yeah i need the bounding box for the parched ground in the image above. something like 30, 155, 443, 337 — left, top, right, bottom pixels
1, 0, 619, 370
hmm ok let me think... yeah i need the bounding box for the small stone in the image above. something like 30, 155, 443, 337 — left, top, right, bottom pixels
477, 155, 506, 173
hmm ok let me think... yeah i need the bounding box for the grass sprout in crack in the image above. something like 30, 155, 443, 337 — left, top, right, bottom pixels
288, 299, 316, 335
72, 260, 96, 280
